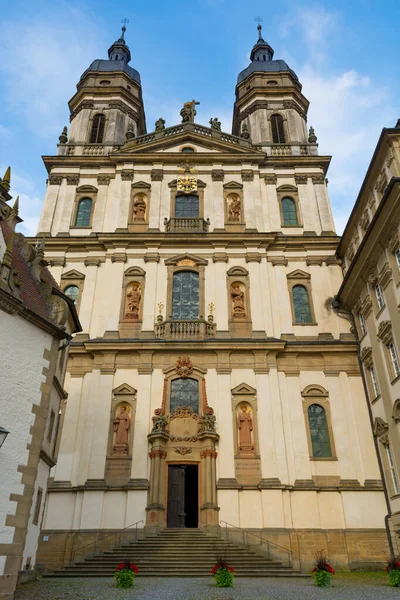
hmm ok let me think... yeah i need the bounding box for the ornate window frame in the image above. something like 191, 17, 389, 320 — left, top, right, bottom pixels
162, 359, 207, 416
231, 383, 259, 457
373, 417, 400, 496
60, 269, 85, 313
164, 253, 208, 321
287, 270, 317, 326
301, 385, 336, 460
387, 227, 400, 285
360, 346, 380, 401
71, 185, 97, 229
128, 181, 151, 231
277, 185, 302, 228
223, 181, 245, 231
119, 266, 146, 337
367, 267, 386, 315
227, 266, 252, 337
377, 320, 400, 382
168, 179, 206, 219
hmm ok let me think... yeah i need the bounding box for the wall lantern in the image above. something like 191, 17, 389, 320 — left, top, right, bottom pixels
0, 427, 10, 448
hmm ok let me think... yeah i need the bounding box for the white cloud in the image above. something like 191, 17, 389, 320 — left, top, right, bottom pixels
0, 6, 106, 139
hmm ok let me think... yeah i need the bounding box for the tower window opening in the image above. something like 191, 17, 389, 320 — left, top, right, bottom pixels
90, 114, 106, 144
263, 54, 266, 60
271, 114, 286, 144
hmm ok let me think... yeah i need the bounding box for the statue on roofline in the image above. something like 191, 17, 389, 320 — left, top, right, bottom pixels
180, 100, 200, 123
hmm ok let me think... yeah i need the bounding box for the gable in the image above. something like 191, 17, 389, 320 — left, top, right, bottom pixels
287, 269, 310, 280
113, 383, 137, 396
61, 269, 85, 280
231, 382, 256, 395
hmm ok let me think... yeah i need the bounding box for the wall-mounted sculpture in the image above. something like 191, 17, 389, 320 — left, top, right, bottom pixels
113, 404, 131, 455
237, 404, 254, 455
231, 282, 246, 319
227, 193, 241, 222
133, 193, 146, 220
125, 282, 141, 320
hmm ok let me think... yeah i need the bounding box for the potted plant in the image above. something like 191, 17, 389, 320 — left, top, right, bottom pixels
211, 558, 235, 587
386, 556, 400, 587
312, 550, 335, 587
114, 559, 139, 588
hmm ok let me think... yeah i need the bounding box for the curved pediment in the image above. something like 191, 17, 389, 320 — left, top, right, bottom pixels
124, 266, 146, 277
301, 384, 328, 398
76, 185, 98, 193
227, 266, 249, 277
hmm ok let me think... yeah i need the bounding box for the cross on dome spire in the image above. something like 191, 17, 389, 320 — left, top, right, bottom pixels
254, 16, 264, 41
121, 17, 129, 40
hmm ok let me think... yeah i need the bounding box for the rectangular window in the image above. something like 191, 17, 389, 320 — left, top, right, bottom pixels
388, 342, 400, 378
369, 365, 379, 397
47, 409, 55, 443
32, 488, 43, 526
395, 248, 400, 271
374, 283, 385, 310
359, 312, 366, 337
385, 443, 400, 495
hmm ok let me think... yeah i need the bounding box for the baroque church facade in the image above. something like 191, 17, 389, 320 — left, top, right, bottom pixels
35, 26, 390, 571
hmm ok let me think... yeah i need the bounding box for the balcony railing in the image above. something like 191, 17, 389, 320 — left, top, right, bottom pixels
155, 318, 216, 339
164, 217, 210, 233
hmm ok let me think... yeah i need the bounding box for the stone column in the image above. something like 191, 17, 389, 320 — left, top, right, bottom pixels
200, 447, 219, 533
312, 175, 335, 234
146, 433, 168, 534
294, 175, 314, 232
211, 168, 224, 229
241, 169, 256, 229
38, 176, 62, 234
93, 176, 110, 231
149, 168, 163, 229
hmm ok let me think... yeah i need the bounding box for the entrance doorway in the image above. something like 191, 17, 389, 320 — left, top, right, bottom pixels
167, 465, 198, 528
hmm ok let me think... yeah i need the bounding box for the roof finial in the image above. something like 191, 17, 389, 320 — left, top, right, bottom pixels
2, 166, 11, 191
255, 16, 263, 40
121, 17, 129, 39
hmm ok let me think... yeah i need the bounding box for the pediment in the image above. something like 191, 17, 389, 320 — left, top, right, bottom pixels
287, 269, 310, 280
131, 181, 151, 189
77, 185, 98, 193
277, 184, 297, 192
227, 266, 249, 276
223, 181, 243, 190
115, 123, 260, 156
61, 269, 85, 280
164, 253, 208, 266
124, 266, 146, 277
373, 417, 388, 438
113, 383, 137, 396
231, 382, 256, 395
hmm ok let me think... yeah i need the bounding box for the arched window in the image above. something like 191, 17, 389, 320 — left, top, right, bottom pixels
75, 198, 92, 227
170, 378, 199, 413
175, 194, 199, 218
292, 284, 312, 323
308, 404, 332, 457
89, 114, 106, 144
271, 114, 286, 144
172, 271, 199, 319
281, 197, 298, 226
64, 285, 79, 305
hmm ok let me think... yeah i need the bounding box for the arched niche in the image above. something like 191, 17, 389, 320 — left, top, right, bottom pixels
119, 266, 146, 337
227, 267, 251, 337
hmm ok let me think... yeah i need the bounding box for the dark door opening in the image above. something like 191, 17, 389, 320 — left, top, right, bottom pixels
167, 465, 198, 528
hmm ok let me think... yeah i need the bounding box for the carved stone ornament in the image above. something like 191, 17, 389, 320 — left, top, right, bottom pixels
112, 405, 131, 456
149, 449, 167, 459
377, 320, 393, 345
373, 417, 389, 441
237, 404, 255, 455
176, 259, 196, 267
155, 117, 166, 132
231, 283, 246, 319
97, 175, 111, 185
151, 169, 164, 181
66, 175, 80, 185
199, 411, 216, 433
125, 282, 141, 320
295, 175, 308, 185
312, 174, 325, 185
212, 170, 224, 181
121, 170, 134, 181
367, 267, 378, 286
392, 399, 400, 423
168, 407, 201, 442
177, 176, 197, 194
209, 117, 221, 131
264, 174, 277, 185
180, 100, 199, 123
200, 449, 218, 459
175, 356, 193, 378
388, 228, 400, 253
133, 193, 146, 220
227, 193, 241, 222
151, 412, 168, 434
360, 346, 373, 368
241, 170, 254, 182
174, 447, 192, 455
49, 175, 63, 185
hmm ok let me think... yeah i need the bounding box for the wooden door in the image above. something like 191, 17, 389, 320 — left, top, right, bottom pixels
167, 465, 185, 528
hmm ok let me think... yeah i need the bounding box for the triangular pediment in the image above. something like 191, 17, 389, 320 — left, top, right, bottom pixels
131, 181, 151, 189
164, 253, 208, 266
114, 122, 260, 156
287, 269, 310, 280
231, 382, 256, 395
223, 181, 243, 190
113, 383, 137, 396
61, 269, 85, 280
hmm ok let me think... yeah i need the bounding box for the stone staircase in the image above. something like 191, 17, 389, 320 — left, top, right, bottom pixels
48, 529, 304, 577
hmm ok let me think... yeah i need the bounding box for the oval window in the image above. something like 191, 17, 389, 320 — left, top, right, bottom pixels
99, 80, 111, 86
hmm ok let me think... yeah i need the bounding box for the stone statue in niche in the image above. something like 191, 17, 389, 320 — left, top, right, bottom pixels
133, 194, 146, 220
237, 404, 254, 455
113, 405, 131, 455
125, 283, 141, 320
227, 194, 241, 222
199, 407, 216, 433
231, 283, 246, 319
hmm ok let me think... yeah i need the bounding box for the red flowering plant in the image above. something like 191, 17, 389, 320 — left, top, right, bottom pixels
114, 559, 139, 588
211, 558, 234, 587
386, 556, 400, 587
312, 550, 335, 587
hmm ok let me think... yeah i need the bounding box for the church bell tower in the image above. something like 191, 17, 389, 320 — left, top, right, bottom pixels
61, 26, 146, 156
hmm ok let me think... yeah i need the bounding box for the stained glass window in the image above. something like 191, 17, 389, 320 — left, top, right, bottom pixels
271, 114, 285, 143
64, 285, 79, 305
172, 271, 199, 319
170, 378, 199, 413
75, 198, 92, 227
175, 195, 199, 218
308, 404, 332, 458
90, 114, 106, 144
282, 197, 298, 226
292, 285, 312, 323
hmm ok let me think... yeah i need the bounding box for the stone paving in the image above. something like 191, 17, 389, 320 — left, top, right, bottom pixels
14, 575, 400, 600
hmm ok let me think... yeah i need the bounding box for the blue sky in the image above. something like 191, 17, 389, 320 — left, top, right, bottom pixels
0, 0, 399, 235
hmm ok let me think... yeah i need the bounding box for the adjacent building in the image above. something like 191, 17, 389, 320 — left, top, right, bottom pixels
0, 169, 81, 600
335, 121, 400, 552
33, 26, 390, 572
